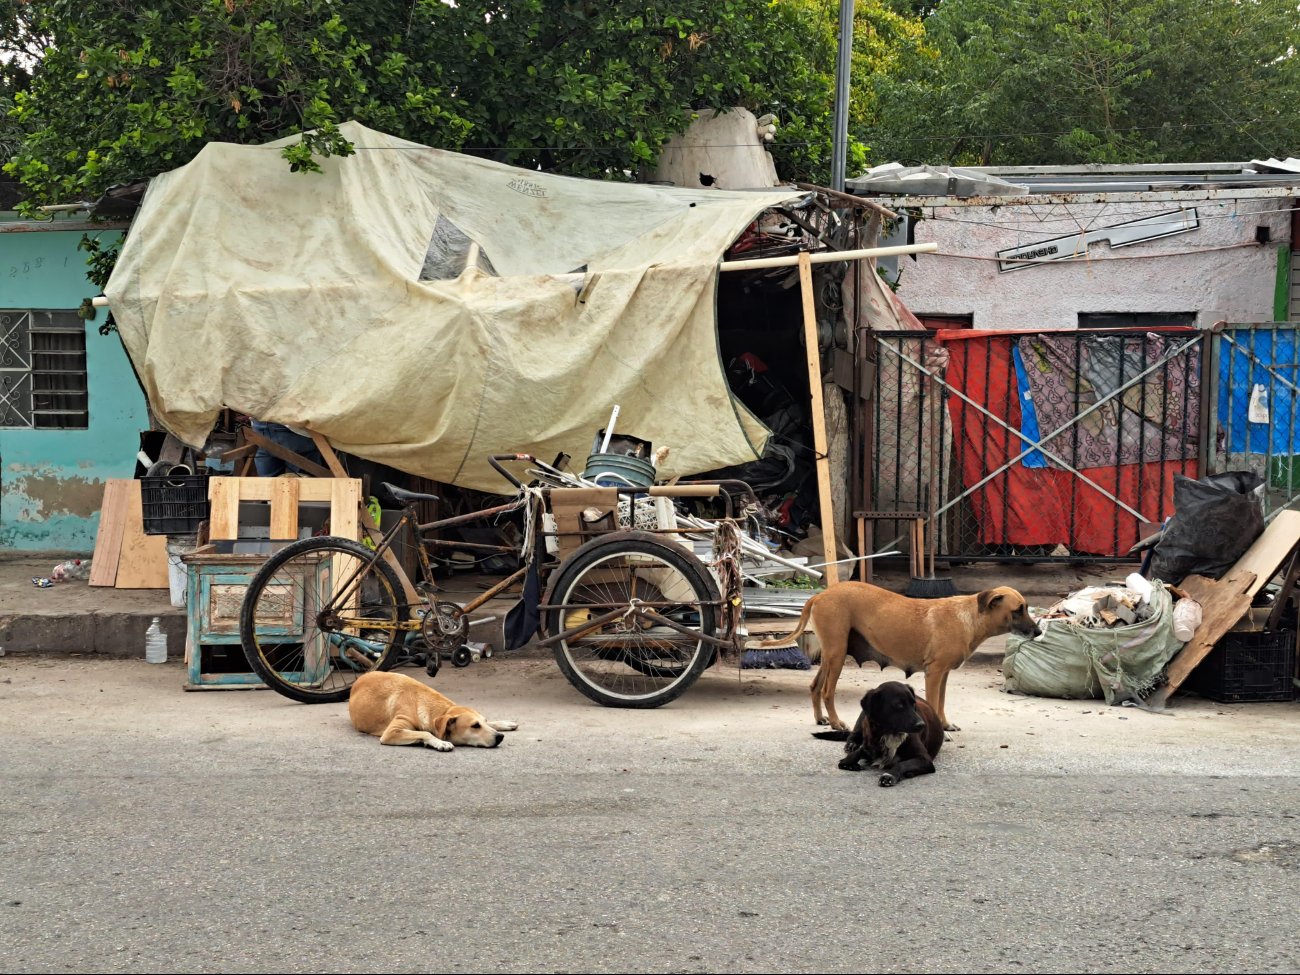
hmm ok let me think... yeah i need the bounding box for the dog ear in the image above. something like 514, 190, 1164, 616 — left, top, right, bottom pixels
859, 687, 876, 709
977, 590, 1006, 614
906, 684, 917, 703
432, 713, 457, 739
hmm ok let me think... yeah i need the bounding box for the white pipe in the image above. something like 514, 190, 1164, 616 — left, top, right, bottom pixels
718, 241, 937, 272
92, 296, 109, 308
599, 404, 619, 453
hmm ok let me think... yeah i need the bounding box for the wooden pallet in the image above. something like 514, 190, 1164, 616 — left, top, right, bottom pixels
207, 476, 360, 542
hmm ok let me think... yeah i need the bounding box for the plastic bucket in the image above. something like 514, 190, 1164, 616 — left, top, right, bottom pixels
583, 452, 655, 488
166, 535, 197, 608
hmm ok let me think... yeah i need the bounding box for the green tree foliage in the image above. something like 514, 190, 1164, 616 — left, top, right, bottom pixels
868, 0, 1300, 166
5, 0, 881, 212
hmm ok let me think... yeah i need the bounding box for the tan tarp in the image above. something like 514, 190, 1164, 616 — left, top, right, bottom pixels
106, 121, 805, 492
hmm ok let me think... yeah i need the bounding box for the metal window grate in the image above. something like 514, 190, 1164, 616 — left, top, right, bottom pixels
0, 309, 89, 429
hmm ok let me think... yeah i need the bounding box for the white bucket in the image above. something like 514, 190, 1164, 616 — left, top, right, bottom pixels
166, 535, 196, 608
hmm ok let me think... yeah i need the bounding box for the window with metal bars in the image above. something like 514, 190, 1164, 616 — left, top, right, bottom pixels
0, 310, 89, 429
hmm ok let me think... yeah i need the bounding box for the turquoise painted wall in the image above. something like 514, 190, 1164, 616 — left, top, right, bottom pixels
0, 225, 147, 552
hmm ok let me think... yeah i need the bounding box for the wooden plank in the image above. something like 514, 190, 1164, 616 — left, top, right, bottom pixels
241, 425, 334, 479
1265, 548, 1300, 632
798, 251, 839, 586
207, 477, 243, 541
269, 477, 300, 540
1234, 510, 1300, 596
114, 480, 170, 589
330, 478, 360, 540
310, 432, 420, 607
1145, 568, 1257, 708
89, 480, 130, 587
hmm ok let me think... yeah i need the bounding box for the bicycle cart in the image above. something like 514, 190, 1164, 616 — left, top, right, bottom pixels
238, 453, 776, 707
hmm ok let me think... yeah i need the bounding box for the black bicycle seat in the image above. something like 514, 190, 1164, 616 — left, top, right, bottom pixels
382, 482, 441, 504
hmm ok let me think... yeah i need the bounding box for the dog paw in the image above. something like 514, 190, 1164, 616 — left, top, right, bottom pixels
944, 722, 961, 732
490, 720, 519, 732
425, 738, 454, 751
878, 772, 897, 788
837, 757, 862, 772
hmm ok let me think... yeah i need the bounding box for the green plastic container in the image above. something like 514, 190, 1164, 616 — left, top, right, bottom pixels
583, 452, 655, 488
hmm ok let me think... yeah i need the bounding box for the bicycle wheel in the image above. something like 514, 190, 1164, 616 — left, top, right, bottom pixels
545, 533, 720, 708
240, 535, 409, 704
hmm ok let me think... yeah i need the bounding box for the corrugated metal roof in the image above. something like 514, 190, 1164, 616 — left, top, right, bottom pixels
849, 161, 1300, 204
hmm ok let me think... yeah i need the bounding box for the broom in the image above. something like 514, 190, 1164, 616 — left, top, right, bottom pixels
905, 347, 958, 599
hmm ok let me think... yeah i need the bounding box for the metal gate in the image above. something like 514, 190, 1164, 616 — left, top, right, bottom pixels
1206, 322, 1300, 519
868, 328, 1206, 563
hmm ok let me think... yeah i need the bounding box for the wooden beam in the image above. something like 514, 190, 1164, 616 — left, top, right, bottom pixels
241, 426, 334, 479
309, 432, 421, 607
798, 251, 840, 587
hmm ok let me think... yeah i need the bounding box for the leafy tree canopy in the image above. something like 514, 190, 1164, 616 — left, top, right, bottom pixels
867, 0, 1300, 166
3, 0, 925, 213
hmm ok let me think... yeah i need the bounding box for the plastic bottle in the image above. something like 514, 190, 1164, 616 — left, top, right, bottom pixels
144, 617, 168, 664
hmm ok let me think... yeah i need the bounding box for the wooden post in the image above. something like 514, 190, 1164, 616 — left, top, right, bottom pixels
309, 432, 421, 607
798, 251, 840, 587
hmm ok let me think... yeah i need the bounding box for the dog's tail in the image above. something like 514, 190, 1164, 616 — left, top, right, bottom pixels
754, 592, 822, 654
811, 729, 850, 741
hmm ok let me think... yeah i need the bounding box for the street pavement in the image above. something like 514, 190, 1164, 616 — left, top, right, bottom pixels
2, 647, 1299, 974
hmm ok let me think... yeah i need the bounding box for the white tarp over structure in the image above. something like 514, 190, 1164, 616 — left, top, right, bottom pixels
106, 121, 805, 492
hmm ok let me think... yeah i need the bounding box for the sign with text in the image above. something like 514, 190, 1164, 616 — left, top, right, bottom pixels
997, 208, 1200, 272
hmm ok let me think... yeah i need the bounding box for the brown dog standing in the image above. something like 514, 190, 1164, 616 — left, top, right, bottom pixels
760, 581, 1040, 732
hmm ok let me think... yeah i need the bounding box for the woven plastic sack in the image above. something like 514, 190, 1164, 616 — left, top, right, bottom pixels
1003, 583, 1184, 704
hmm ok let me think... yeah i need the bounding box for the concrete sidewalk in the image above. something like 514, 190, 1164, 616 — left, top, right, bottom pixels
0, 549, 1133, 657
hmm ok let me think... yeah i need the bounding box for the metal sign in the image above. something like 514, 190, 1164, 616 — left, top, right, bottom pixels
996, 208, 1200, 272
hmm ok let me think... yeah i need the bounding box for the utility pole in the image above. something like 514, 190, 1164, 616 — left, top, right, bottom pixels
830, 0, 855, 192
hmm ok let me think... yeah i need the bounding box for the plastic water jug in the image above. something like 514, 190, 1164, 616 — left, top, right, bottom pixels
144, 617, 168, 664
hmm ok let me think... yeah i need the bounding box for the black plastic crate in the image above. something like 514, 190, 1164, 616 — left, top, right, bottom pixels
140, 474, 211, 535
1185, 629, 1297, 703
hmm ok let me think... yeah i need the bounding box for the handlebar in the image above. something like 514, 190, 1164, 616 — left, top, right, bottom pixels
488, 453, 537, 490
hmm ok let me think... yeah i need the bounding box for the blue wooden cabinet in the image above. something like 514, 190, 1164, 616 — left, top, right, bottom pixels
181, 550, 316, 690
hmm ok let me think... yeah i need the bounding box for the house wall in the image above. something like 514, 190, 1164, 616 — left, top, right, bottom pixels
888, 196, 1291, 329
0, 226, 147, 552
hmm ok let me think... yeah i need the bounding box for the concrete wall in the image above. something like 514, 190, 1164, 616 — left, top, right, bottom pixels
0, 226, 147, 552
890, 197, 1291, 329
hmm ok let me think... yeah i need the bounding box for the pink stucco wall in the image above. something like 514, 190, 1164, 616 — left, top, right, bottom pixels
890, 196, 1292, 329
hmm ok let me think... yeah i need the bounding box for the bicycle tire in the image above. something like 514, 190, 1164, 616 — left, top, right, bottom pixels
545, 532, 719, 709
239, 535, 409, 704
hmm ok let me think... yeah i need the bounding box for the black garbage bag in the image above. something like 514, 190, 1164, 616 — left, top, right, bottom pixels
1147, 471, 1264, 583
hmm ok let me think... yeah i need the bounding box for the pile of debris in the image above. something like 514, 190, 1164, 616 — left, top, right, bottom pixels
1033, 573, 1202, 641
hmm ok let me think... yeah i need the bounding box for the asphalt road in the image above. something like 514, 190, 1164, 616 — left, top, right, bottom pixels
2, 652, 1299, 974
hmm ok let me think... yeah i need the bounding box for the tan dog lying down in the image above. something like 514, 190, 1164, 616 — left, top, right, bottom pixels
759, 582, 1040, 733
348, 671, 518, 751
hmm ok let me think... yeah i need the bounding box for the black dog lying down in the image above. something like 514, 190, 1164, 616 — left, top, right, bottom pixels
813, 681, 944, 787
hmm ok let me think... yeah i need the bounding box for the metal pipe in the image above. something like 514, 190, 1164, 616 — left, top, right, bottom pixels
830, 0, 856, 193
718, 242, 935, 272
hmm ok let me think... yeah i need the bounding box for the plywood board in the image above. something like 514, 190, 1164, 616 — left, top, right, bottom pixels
89, 480, 130, 587
114, 479, 170, 589
1236, 510, 1300, 596
1144, 567, 1257, 708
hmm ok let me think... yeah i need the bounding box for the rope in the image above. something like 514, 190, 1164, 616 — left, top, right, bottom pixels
710, 518, 744, 658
